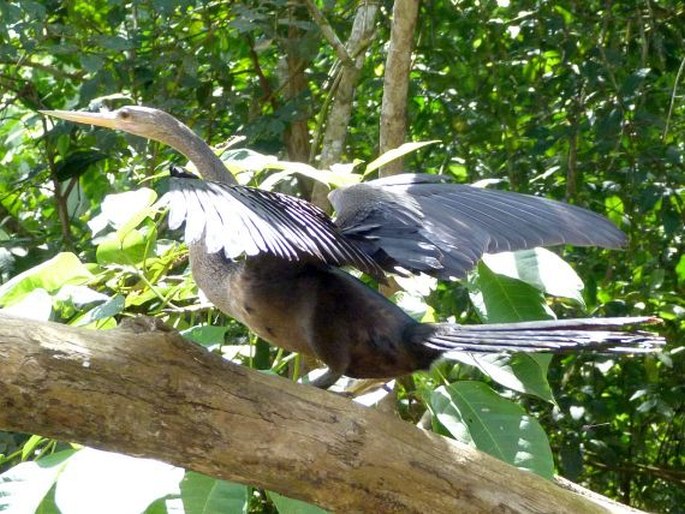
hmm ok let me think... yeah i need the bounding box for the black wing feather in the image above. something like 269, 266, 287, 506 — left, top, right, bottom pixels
161, 177, 384, 278
330, 174, 626, 279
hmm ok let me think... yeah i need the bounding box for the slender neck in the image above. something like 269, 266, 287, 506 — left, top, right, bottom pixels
161, 118, 237, 184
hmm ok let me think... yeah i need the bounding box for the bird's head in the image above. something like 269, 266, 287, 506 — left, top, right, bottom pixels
40, 105, 186, 146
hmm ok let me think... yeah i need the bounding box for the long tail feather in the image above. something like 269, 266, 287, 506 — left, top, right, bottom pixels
422, 317, 665, 355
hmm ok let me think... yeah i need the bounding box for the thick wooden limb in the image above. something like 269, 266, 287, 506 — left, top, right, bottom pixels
0, 314, 637, 513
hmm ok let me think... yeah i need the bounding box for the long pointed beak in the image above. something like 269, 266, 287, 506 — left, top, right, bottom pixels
40, 109, 119, 129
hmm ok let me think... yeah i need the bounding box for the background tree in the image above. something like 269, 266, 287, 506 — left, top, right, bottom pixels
0, 1, 683, 512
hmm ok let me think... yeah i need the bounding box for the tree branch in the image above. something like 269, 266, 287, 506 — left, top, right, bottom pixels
311, 1, 379, 208
301, 0, 355, 68
0, 314, 642, 513
318, 2, 378, 169
379, 0, 420, 176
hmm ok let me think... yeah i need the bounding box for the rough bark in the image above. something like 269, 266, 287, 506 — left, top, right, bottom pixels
0, 314, 644, 513
282, 30, 312, 165
310, 2, 379, 209
379, 0, 420, 176
301, 0, 355, 68
318, 3, 378, 169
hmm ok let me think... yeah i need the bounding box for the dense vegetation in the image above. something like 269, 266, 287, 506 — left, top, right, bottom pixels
1, 1, 683, 512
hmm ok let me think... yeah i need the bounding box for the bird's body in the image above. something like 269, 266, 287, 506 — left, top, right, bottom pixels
191, 249, 431, 377
41, 106, 665, 383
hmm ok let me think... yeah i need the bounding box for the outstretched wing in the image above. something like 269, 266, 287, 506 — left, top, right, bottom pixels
161, 176, 384, 278
329, 174, 626, 279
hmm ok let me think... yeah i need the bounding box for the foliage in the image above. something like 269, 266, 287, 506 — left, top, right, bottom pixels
1, 0, 683, 512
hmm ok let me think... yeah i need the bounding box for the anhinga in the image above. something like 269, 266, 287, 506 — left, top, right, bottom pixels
41, 106, 664, 384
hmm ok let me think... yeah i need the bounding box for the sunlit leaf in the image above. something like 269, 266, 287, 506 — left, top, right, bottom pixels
181, 324, 229, 348
96, 219, 157, 266
53, 448, 183, 514
179, 472, 248, 514
54, 285, 110, 307
445, 353, 554, 402
482, 248, 585, 306
604, 195, 624, 227
88, 189, 158, 236
468, 262, 555, 323
269, 491, 329, 514
431, 382, 554, 478
0, 253, 93, 307
0, 288, 53, 320
259, 163, 361, 190
0, 450, 76, 514
364, 140, 440, 175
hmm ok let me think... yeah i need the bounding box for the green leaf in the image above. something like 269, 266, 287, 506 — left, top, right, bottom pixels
221, 148, 277, 170
468, 262, 555, 323
269, 491, 329, 514
92, 35, 132, 51
72, 294, 125, 327
54, 150, 108, 181
445, 353, 555, 402
0, 253, 93, 307
96, 219, 157, 266
216, 148, 360, 189
0, 288, 53, 320
482, 248, 585, 306
259, 161, 361, 190
364, 140, 440, 175
675, 254, 685, 284
181, 324, 229, 348
180, 472, 249, 514
79, 54, 105, 73
431, 382, 554, 478
21, 435, 47, 460
0, 449, 76, 514
53, 448, 183, 513
88, 188, 158, 236
54, 285, 111, 308
604, 195, 624, 227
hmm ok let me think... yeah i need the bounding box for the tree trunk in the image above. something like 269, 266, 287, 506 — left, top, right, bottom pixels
310, 2, 379, 209
0, 314, 644, 514
379, 0, 420, 176
319, 3, 379, 169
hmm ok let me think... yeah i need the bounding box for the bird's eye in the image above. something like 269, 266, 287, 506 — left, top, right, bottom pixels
118, 110, 131, 120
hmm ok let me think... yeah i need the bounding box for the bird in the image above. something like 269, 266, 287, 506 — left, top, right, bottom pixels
41, 106, 665, 386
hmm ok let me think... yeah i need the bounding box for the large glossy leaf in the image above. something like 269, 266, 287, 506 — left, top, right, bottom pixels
96, 219, 157, 266
0, 449, 76, 514
179, 472, 248, 514
0, 287, 53, 320
71, 294, 125, 327
0, 253, 93, 307
181, 324, 230, 349
446, 353, 554, 402
88, 188, 158, 236
217, 149, 360, 189
50, 448, 183, 514
468, 262, 555, 323
431, 382, 554, 479
269, 491, 329, 514
482, 248, 585, 306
